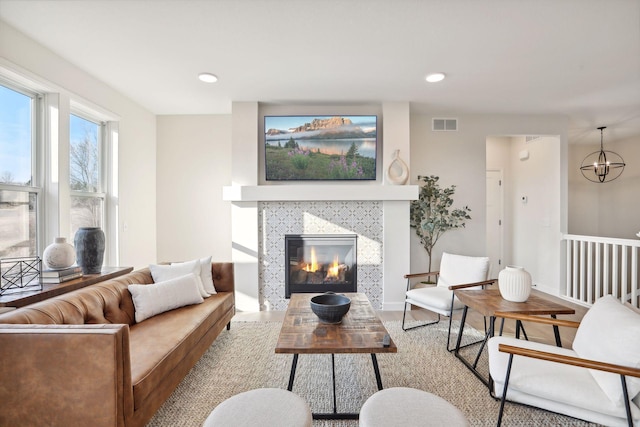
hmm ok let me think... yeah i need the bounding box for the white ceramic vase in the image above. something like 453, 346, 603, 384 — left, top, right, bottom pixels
42, 237, 76, 270
498, 265, 532, 302
385, 149, 409, 185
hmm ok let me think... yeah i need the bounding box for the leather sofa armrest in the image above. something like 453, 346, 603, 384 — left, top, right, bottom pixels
0, 324, 133, 427
211, 262, 234, 293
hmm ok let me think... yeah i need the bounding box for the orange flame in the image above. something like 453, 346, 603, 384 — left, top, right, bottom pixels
303, 247, 318, 273
326, 255, 340, 278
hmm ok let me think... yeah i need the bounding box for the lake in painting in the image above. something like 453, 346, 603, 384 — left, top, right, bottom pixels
264, 115, 377, 181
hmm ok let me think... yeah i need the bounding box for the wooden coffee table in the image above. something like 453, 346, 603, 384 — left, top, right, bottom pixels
275, 293, 397, 420
453, 288, 575, 388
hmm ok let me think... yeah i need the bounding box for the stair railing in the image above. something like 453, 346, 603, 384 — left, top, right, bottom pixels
562, 234, 640, 308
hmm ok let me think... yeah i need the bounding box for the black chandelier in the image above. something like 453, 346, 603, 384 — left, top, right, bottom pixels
579, 126, 625, 183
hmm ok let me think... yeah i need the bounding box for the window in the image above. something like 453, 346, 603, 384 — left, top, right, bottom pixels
0, 72, 116, 266
0, 83, 40, 258
69, 114, 104, 238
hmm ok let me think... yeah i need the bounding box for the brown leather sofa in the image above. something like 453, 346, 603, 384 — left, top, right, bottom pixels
0, 262, 235, 427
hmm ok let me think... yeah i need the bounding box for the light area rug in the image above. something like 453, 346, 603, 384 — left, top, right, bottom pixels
146, 320, 598, 427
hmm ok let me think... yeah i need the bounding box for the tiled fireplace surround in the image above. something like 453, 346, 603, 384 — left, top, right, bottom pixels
259, 201, 383, 310
224, 102, 416, 312
224, 186, 417, 312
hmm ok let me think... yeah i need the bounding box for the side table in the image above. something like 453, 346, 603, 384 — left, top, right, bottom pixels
452, 288, 575, 389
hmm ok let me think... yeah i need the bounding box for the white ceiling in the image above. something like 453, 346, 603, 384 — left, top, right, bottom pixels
1, 0, 639, 144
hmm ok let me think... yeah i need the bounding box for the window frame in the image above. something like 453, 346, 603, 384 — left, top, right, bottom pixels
0, 78, 44, 257
0, 68, 118, 266
69, 111, 107, 234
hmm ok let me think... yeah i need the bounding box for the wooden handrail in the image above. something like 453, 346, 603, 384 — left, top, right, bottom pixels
498, 344, 640, 378
493, 312, 581, 329
404, 271, 439, 279
449, 279, 497, 291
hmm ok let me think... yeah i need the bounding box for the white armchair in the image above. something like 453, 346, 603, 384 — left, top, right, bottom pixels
489, 295, 640, 427
402, 252, 494, 350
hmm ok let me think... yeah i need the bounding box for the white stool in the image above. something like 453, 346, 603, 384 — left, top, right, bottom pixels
203, 388, 312, 427
360, 387, 469, 427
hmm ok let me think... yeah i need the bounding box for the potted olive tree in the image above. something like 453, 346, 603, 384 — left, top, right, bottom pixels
410, 175, 471, 274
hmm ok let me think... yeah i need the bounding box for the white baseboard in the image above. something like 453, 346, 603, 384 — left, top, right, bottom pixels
382, 301, 406, 311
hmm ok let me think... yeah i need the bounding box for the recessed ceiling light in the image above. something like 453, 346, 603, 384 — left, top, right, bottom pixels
198, 73, 218, 83
425, 73, 446, 83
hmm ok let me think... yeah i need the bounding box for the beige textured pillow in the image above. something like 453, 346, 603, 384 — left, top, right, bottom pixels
150, 259, 209, 298
128, 273, 204, 323
172, 257, 216, 295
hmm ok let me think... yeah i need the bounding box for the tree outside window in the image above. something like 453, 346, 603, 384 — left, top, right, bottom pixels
70, 114, 103, 238
0, 83, 38, 258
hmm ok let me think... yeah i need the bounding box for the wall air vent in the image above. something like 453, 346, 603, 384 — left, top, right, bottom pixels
525, 136, 542, 143
432, 118, 458, 131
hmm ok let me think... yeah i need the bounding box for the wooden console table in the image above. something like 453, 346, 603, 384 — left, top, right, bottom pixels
0, 266, 133, 308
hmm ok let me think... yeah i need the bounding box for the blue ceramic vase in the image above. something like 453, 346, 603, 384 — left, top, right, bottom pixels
74, 227, 105, 274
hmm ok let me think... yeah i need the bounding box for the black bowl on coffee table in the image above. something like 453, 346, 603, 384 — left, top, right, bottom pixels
310, 292, 351, 324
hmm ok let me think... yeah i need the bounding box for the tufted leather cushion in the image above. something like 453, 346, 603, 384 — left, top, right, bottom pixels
0, 263, 234, 326
0, 269, 152, 325
129, 291, 234, 410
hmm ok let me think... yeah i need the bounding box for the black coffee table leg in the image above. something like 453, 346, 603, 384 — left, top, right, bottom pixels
287, 353, 299, 391
371, 354, 383, 390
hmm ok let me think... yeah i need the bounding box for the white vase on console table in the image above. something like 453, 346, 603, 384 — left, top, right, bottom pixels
498, 265, 532, 302
42, 237, 76, 270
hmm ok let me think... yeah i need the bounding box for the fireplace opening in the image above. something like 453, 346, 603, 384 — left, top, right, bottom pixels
284, 234, 357, 298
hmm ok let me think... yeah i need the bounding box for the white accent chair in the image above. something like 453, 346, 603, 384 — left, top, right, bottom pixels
489, 295, 640, 427
402, 252, 494, 350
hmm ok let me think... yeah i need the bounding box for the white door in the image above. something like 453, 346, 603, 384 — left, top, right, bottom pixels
486, 170, 503, 279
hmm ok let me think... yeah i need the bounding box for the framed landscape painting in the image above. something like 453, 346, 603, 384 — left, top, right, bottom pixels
264, 115, 377, 181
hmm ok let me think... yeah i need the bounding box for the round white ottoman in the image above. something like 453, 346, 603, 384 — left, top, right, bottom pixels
360, 387, 469, 427
203, 388, 312, 427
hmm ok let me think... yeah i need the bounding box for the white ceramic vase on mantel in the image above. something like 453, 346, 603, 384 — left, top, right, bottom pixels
42, 237, 76, 270
385, 149, 409, 185
498, 265, 532, 302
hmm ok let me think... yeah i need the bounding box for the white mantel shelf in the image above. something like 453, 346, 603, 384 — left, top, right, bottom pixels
222, 185, 419, 202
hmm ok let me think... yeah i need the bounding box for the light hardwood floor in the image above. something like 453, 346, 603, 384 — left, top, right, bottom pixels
232, 286, 590, 348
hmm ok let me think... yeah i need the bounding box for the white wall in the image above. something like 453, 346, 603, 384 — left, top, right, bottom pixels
156, 115, 232, 262
0, 21, 157, 269
410, 113, 568, 294
569, 135, 640, 239
567, 142, 601, 236
508, 136, 561, 293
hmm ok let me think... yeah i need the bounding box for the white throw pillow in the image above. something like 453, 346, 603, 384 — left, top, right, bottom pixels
150, 259, 209, 298
573, 295, 640, 403
128, 273, 204, 323
172, 256, 216, 295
